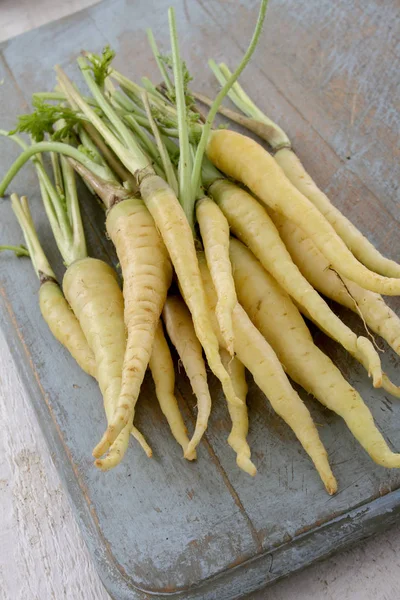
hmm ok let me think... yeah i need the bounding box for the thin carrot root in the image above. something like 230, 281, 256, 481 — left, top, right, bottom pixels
93, 197, 172, 458
274, 147, 400, 278
206, 130, 400, 295
130, 426, 153, 458
196, 196, 236, 355
163, 296, 211, 459
140, 174, 241, 408
149, 320, 195, 459
62, 257, 134, 469
198, 254, 336, 494
39, 279, 97, 378
271, 213, 400, 358
210, 178, 382, 384
229, 238, 400, 469
356, 338, 382, 388
220, 349, 256, 476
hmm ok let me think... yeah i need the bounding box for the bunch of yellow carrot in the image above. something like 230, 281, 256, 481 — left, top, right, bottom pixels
1, 0, 400, 495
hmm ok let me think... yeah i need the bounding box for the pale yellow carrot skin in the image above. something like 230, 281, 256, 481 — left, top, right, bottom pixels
274, 148, 400, 278
230, 238, 400, 469
93, 198, 172, 458
63, 257, 133, 470
206, 130, 400, 295
41, 269, 151, 460
149, 320, 195, 459
196, 197, 236, 355
39, 280, 97, 378
130, 426, 153, 458
271, 213, 400, 399
273, 214, 400, 356
163, 296, 211, 459
220, 349, 256, 476
140, 174, 240, 409
199, 254, 337, 494
210, 179, 382, 387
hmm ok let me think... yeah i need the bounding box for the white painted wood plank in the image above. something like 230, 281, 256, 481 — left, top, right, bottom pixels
0, 330, 110, 600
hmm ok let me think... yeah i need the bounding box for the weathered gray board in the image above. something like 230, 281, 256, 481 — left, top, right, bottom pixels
1, 0, 400, 598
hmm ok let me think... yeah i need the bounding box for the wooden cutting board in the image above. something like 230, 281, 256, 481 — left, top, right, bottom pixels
1, 1, 399, 598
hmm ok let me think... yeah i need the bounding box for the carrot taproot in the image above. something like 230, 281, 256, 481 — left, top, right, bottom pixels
196, 196, 236, 355
62, 258, 136, 470
92, 197, 172, 458
209, 178, 382, 386
198, 253, 337, 494
140, 174, 241, 410
39, 279, 97, 378
230, 238, 400, 469
273, 214, 400, 356
274, 148, 400, 278
149, 320, 194, 459
220, 349, 256, 476
163, 295, 211, 459
270, 213, 400, 399
206, 130, 400, 295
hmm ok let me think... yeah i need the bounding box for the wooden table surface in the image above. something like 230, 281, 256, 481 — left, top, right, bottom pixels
1, 1, 400, 599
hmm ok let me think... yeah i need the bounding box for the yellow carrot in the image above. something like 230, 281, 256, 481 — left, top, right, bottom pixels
163, 295, 211, 459
149, 320, 194, 459
130, 426, 153, 458
140, 175, 241, 409
206, 130, 400, 295
274, 147, 400, 278
230, 238, 400, 469
220, 349, 256, 476
93, 197, 172, 458
39, 279, 97, 379
273, 214, 400, 357
210, 178, 382, 386
199, 254, 337, 494
63, 257, 135, 470
271, 213, 400, 399
196, 197, 236, 355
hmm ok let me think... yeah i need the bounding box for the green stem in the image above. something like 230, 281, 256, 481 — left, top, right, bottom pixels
111, 69, 181, 124
169, 6, 193, 228
60, 155, 87, 261
68, 159, 130, 210
123, 114, 161, 167
208, 60, 254, 116
56, 65, 149, 173
50, 151, 65, 201
0, 140, 106, 197
146, 29, 174, 97
0, 130, 74, 254
78, 57, 138, 150
0, 244, 29, 257
210, 61, 290, 149
141, 76, 168, 102
32, 91, 99, 107
201, 156, 224, 189
36, 157, 73, 244
10, 193, 56, 280
191, 0, 269, 197
142, 91, 179, 196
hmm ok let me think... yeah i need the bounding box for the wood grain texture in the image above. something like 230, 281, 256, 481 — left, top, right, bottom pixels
0, 330, 110, 600
0, 0, 399, 598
